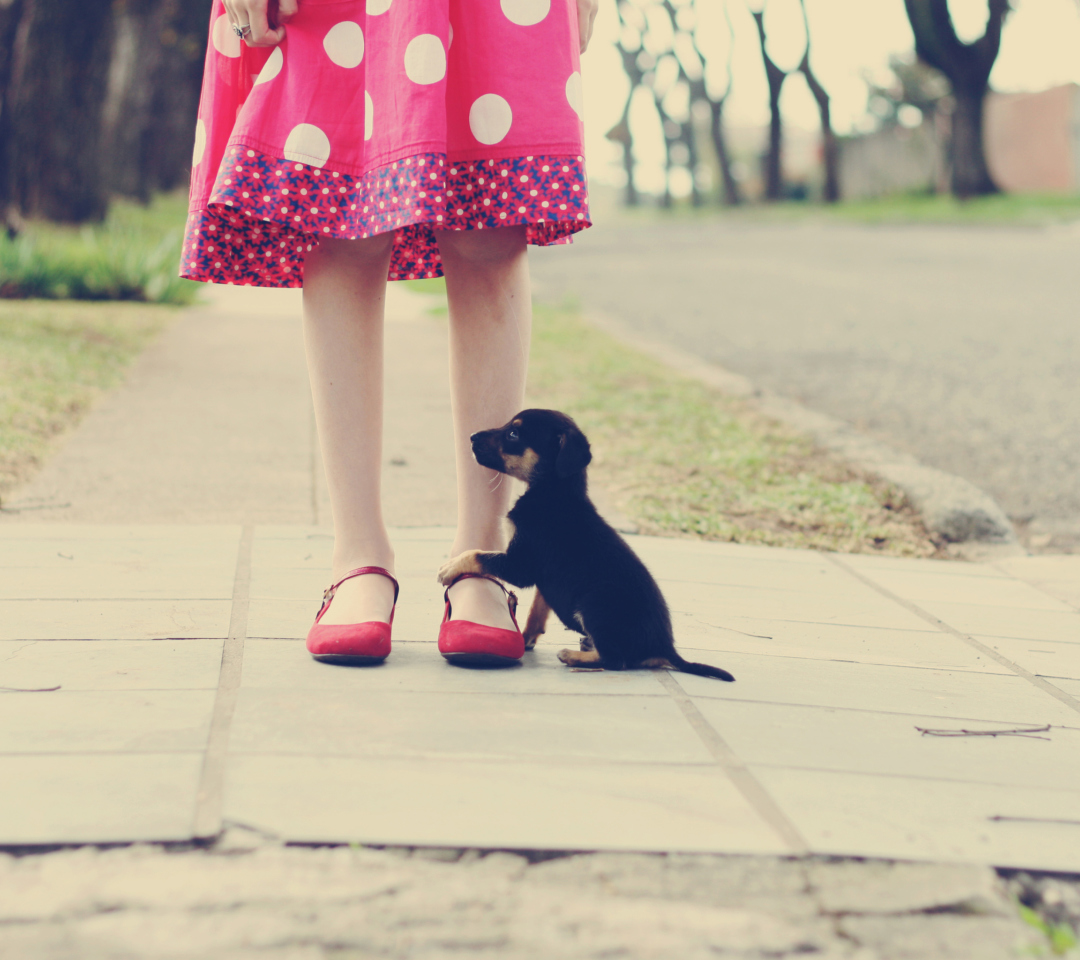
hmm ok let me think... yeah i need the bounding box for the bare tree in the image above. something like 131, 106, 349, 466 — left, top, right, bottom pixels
608, 2, 646, 206
797, 0, 838, 202
683, 0, 742, 205
749, 6, 787, 201
903, 0, 1010, 197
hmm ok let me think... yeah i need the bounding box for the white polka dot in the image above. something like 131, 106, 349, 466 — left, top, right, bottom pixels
404, 34, 446, 85
211, 15, 241, 57
366, 0, 392, 12
283, 124, 331, 166
365, 90, 374, 141
192, 119, 207, 165
254, 46, 283, 84
448, 23, 454, 47
323, 21, 364, 68
500, 0, 550, 26
469, 94, 512, 145
566, 70, 583, 119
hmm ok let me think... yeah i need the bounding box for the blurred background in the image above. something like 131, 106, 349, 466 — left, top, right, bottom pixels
3, 0, 1080, 231
1, 0, 1079, 553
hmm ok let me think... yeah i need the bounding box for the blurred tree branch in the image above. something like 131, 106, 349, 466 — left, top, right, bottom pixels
797, 0, 838, 202
750, 5, 787, 201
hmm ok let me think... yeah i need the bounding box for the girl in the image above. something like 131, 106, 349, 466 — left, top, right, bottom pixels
182, 0, 596, 665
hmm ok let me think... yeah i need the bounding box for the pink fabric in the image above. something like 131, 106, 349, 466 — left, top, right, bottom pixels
183, 0, 590, 286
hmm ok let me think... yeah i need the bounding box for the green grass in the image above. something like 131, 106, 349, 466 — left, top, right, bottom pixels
1018, 902, 1079, 956
0, 300, 175, 498
525, 302, 941, 557
600, 185, 1080, 228
0, 193, 199, 304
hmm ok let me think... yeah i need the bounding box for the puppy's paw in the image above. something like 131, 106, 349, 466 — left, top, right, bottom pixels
437, 550, 484, 585
522, 632, 539, 651
558, 647, 602, 667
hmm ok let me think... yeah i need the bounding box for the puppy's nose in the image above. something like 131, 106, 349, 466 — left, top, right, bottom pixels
469, 431, 481, 443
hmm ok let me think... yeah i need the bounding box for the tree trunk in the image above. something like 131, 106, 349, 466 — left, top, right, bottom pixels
708, 98, 742, 206
0, 0, 26, 229
751, 10, 786, 202
903, 0, 1008, 199
6, 0, 115, 222
800, 55, 839, 203
102, 0, 211, 201
949, 84, 998, 198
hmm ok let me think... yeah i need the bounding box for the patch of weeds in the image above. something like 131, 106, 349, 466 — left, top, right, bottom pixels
0, 300, 174, 496
1018, 903, 1079, 956
526, 303, 942, 557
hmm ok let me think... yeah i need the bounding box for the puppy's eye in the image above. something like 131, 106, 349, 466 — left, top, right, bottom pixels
507, 429, 519, 442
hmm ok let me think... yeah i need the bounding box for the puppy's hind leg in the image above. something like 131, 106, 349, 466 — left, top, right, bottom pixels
522, 591, 551, 651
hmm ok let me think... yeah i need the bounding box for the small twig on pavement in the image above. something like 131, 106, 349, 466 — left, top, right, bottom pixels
0, 685, 62, 692
915, 724, 1051, 740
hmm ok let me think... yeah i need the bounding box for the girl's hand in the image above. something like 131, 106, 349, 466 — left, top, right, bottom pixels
223, 0, 298, 47
577, 0, 598, 53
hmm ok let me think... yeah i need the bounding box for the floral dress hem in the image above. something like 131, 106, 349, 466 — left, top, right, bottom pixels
181, 143, 590, 287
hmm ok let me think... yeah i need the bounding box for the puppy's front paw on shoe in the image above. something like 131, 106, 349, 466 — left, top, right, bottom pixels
437, 550, 483, 585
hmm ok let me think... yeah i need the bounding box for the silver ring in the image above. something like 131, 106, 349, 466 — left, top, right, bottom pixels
232, 23, 251, 38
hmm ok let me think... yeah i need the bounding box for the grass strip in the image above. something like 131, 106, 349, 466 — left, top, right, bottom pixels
600, 188, 1080, 228
0, 193, 198, 305
0, 300, 175, 498
526, 303, 942, 557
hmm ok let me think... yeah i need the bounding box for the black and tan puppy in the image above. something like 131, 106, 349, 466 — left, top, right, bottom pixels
437, 409, 735, 682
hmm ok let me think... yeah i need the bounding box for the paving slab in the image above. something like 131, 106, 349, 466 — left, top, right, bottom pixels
0, 599, 232, 641
978, 635, 1080, 681
0, 639, 224, 691
692, 698, 1080, 792
0, 754, 203, 844
223, 754, 789, 853
675, 654, 1080, 726
753, 766, 1080, 872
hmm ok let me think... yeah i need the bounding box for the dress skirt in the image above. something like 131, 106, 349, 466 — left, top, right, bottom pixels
181, 0, 591, 286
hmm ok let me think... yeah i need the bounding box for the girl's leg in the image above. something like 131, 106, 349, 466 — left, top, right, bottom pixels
436, 225, 531, 630
302, 234, 397, 625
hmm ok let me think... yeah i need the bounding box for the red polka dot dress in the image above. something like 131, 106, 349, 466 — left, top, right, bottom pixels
181, 0, 591, 286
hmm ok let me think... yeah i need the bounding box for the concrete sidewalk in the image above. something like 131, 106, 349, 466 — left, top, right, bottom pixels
2, 283, 1080, 956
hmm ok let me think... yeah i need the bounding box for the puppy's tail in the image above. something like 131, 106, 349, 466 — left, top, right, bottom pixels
669, 655, 735, 682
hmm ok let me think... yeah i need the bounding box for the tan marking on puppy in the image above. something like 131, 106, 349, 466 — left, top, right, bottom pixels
558, 647, 601, 666
502, 448, 540, 482
641, 658, 672, 669
522, 592, 551, 650
436, 549, 484, 585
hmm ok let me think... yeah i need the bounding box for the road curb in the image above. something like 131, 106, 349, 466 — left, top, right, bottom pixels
583, 310, 1020, 551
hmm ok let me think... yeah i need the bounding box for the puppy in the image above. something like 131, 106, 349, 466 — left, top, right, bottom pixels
437, 409, 735, 682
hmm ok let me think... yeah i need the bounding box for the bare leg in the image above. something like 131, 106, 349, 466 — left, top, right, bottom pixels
437, 225, 531, 630
302, 235, 396, 625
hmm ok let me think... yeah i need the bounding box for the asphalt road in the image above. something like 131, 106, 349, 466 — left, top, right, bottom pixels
531, 215, 1080, 552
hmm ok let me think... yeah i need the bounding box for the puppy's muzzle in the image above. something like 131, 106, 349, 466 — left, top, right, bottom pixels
470, 429, 506, 473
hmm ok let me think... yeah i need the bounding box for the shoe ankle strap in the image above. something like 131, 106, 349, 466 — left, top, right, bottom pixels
321, 565, 400, 615
443, 572, 519, 621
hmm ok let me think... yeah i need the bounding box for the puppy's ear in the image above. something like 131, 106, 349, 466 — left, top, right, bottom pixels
555, 426, 592, 478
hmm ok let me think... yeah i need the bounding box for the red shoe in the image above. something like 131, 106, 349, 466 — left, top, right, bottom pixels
438, 573, 525, 666
306, 566, 399, 665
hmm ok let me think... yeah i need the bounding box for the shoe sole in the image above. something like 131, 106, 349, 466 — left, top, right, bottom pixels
441, 652, 521, 668
310, 654, 388, 666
